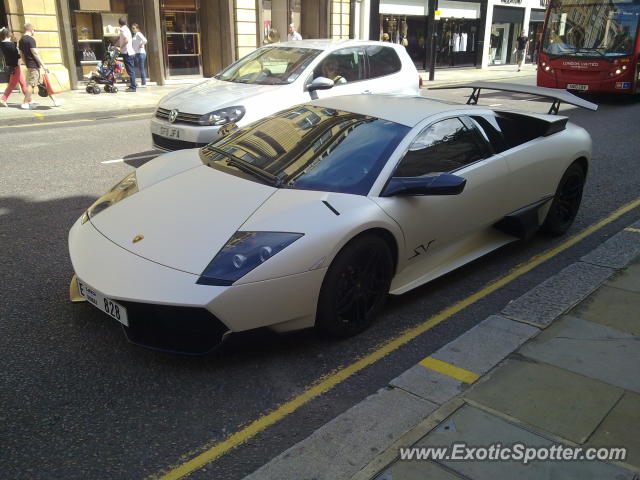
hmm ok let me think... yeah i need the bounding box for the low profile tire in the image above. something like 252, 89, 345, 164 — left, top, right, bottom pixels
541, 162, 586, 237
316, 234, 393, 337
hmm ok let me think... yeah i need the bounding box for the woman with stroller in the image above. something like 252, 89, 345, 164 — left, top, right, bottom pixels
0, 27, 27, 107
131, 23, 147, 87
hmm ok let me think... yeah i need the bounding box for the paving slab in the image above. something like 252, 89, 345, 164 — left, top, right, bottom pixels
464, 358, 624, 443
605, 262, 640, 294
571, 285, 640, 335
374, 460, 464, 480
432, 315, 539, 375
245, 387, 438, 480
587, 391, 640, 470
501, 262, 613, 327
519, 316, 640, 393
581, 230, 640, 269
390, 364, 467, 405
414, 405, 635, 480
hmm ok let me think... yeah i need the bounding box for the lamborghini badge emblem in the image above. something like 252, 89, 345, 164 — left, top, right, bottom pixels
132, 234, 144, 243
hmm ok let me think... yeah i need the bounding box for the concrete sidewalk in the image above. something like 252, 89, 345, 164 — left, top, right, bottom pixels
245, 220, 640, 480
420, 63, 536, 87
0, 64, 536, 126
0, 83, 187, 125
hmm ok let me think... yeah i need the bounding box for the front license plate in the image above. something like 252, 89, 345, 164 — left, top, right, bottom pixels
566, 83, 589, 91
158, 125, 182, 139
77, 279, 129, 327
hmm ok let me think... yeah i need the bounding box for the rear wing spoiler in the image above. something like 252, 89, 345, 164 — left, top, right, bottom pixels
430, 82, 598, 115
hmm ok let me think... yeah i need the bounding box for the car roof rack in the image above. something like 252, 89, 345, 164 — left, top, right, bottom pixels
430, 82, 598, 115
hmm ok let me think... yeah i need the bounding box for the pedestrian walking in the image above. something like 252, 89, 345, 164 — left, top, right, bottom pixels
1, 27, 28, 107
514, 31, 529, 72
117, 17, 136, 92
287, 23, 302, 41
131, 23, 147, 87
18, 23, 63, 109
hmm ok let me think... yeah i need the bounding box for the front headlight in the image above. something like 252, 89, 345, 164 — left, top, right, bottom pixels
198, 106, 245, 126
196, 231, 304, 286
80, 171, 138, 224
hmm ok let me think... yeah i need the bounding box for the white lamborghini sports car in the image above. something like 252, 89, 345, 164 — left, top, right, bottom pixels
69, 83, 596, 354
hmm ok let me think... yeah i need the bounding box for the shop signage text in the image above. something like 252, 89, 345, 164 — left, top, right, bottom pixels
500, 0, 523, 4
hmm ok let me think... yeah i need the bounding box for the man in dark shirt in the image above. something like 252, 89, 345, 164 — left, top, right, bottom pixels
18, 23, 62, 108
515, 31, 529, 72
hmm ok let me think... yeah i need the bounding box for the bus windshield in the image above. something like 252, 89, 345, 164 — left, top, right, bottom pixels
543, 0, 640, 57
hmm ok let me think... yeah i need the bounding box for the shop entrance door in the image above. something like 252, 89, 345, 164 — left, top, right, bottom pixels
490, 23, 510, 64
161, 0, 202, 77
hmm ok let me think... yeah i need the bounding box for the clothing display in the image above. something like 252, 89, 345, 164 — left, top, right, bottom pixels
460, 33, 468, 51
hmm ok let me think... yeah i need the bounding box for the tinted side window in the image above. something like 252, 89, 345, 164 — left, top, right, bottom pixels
366, 46, 402, 78
395, 118, 485, 177
314, 48, 366, 84
470, 115, 508, 153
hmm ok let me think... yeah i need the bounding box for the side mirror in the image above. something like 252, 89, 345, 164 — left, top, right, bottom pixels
382, 173, 467, 197
306, 77, 335, 100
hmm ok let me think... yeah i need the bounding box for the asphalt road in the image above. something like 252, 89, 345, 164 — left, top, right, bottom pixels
1, 80, 640, 480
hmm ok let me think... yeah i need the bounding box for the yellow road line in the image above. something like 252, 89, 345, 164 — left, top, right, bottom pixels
419, 357, 480, 384
0, 112, 150, 129
151, 197, 640, 480
625, 227, 640, 234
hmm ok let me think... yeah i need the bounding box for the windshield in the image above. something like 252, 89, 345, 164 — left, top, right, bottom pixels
199, 105, 410, 195
543, 0, 640, 57
215, 47, 322, 85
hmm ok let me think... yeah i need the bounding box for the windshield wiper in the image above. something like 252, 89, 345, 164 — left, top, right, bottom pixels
204, 146, 282, 187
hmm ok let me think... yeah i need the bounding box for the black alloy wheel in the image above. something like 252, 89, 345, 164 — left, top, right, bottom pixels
541, 162, 586, 237
317, 234, 394, 337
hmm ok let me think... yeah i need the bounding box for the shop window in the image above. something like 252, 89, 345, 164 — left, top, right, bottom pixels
436, 18, 479, 68
331, 0, 352, 39
69, 0, 146, 83
235, 0, 257, 59
161, 0, 201, 76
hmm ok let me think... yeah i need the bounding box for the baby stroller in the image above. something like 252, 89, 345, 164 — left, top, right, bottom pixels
86, 46, 124, 94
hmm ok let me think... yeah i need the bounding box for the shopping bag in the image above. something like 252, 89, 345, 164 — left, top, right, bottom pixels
43, 71, 64, 95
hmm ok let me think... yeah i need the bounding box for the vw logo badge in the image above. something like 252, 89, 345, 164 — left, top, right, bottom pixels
168, 109, 179, 123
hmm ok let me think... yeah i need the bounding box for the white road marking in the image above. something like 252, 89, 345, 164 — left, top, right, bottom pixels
489, 103, 502, 106
101, 153, 158, 164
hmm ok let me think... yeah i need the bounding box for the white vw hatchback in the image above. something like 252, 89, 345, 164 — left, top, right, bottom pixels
151, 39, 422, 150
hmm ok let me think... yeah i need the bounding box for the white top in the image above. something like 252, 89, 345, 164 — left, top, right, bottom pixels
287, 31, 302, 41
118, 25, 135, 56
133, 32, 147, 54
460, 33, 468, 51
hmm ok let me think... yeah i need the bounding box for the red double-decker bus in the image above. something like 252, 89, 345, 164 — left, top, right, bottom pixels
537, 0, 640, 94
